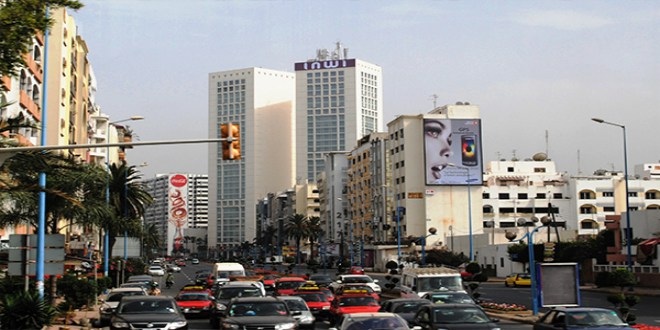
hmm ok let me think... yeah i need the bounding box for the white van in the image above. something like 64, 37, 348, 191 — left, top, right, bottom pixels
400, 267, 464, 297
212, 262, 246, 284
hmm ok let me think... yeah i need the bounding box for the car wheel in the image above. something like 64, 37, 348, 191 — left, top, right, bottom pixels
504, 281, 509, 287
513, 282, 518, 287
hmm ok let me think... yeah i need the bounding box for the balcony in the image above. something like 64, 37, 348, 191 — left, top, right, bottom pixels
19, 90, 41, 121
22, 53, 43, 83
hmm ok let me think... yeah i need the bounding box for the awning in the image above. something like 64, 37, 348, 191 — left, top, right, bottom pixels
637, 238, 660, 263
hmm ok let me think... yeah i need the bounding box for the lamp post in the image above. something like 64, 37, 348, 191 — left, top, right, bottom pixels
591, 118, 633, 271
448, 163, 477, 261
105, 116, 143, 276
506, 224, 545, 315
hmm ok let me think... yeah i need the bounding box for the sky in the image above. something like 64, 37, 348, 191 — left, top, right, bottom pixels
72, 1, 660, 179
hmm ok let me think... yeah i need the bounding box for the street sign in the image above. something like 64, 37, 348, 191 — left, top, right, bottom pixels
8, 234, 65, 276
8, 262, 63, 276
9, 248, 64, 262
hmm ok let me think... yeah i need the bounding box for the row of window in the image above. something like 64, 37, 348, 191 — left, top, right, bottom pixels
579, 191, 658, 199
307, 107, 345, 115
483, 192, 563, 200
307, 71, 344, 78
306, 96, 345, 108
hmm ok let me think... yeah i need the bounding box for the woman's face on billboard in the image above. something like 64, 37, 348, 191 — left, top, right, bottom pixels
424, 119, 452, 183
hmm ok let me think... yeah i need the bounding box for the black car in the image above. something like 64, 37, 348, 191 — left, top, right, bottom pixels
308, 274, 334, 287
420, 291, 476, 305
110, 296, 187, 330
210, 283, 265, 327
211, 296, 299, 329
533, 307, 635, 330
379, 298, 430, 325
411, 303, 498, 330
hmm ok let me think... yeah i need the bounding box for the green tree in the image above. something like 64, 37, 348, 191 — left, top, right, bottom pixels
284, 214, 309, 264
141, 223, 161, 261
0, 0, 84, 77
104, 163, 153, 260
0, 290, 56, 329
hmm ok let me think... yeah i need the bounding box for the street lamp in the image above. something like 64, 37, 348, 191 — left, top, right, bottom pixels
420, 227, 438, 267
448, 163, 477, 261
591, 118, 633, 271
505, 224, 547, 316
104, 116, 144, 276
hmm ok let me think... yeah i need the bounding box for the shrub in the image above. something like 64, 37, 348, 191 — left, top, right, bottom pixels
57, 275, 98, 309
595, 272, 613, 288
0, 291, 56, 329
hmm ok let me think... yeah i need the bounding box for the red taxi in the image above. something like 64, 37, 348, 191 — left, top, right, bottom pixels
319, 287, 335, 303
179, 285, 212, 295
274, 277, 307, 296
292, 284, 331, 319
335, 283, 380, 302
174, 289, 214, 317
349, 266, 365, 275
329, 289, 380, 323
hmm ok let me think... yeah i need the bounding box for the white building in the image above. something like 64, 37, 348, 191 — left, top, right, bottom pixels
208, 68, 296, 253
318, 152, 349, 244
295, 43, 383, 183
142, 174, 209, 256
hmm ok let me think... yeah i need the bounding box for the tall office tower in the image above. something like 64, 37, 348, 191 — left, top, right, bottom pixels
142, 174, 209, 256
295, 43, 383, 183
208, 68, 296, 256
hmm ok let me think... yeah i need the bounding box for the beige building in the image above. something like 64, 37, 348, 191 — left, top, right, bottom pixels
208, 68, 296, 253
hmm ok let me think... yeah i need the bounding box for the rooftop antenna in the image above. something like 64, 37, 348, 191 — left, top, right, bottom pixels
577, 149, 582, 175
430, 94, 438, 109
545, 130, 549, 159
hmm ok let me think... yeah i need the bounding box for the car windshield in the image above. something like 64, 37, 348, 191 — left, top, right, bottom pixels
295, 293, 327, 302
417, 277, 462, 292
343, 276, 372, 284
283, 299, 309, 311
432, 307, 490, 324
278, 281, 305, 289
229, 302, 288, 317
218, 287, 262, 299
218, 271, 244, 278
107, 291, 145, 302
177, 293, 209, 301
394, 301, 428, 313
567, 310, 627, 326
310, 275, 332, 282
345, 317, 407, 330
518, 274, 530, 279
119, 300, 178, 314
339, 296, 378, 307
428, 293, 474, 304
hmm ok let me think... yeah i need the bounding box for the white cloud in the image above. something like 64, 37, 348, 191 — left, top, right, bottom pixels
510, 9, 613, 30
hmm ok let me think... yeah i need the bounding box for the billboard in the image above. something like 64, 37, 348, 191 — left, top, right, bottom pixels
168, 174, 189, 254
423, 118, 483, 185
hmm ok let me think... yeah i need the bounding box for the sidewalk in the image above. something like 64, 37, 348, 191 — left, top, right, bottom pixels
44, 301, 102, 330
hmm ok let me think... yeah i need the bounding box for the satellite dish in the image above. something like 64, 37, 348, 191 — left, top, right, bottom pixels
505, 231, 517, 241
533, 152, 548, 161
540, 216, 551, 225
531, 216, 540, 223
516, 218, 527, 226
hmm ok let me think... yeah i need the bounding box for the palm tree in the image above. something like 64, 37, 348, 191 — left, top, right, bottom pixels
105, 163, 153, 259
284, 214, 309, 264
141, 223, 161, 261
307, 216, 323, 262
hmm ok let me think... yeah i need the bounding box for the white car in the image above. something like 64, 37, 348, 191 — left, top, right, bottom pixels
330, 274, 381, 293
147, 265, 165, 276
99, 287, 147, 326
166, 264, 181, 272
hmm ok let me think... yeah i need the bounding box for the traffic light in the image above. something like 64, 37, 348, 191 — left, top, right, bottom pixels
220, 123, 241, 160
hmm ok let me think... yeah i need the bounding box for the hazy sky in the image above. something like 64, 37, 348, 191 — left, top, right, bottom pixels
72, 1, 660, 179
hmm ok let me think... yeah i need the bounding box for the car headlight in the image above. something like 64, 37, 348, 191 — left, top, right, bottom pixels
216, 303, 227, 310
322, 306, 330, 310
300, 315, 315, 323
275, 322, 297, 330
491, 328, 501, 330
222, 322, 240, 329
171, 321, 188, 329
111, 321, 129, 328
203, 305, 211, 310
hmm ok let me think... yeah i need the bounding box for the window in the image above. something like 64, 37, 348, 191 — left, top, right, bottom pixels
518, 193, 528, 199
534, 168, 546, 173
536, 193, 546, 199
645, 191, 658, 199
553, 193, 563, 199
581, 221, 595, 229
628, 192, 638, 197
482, 193, 490, 199
604, 206, 615, 212
580, 206, 594, 214
602, 191, 614, 197
579, 191, 595, 199
507, 167, 514, 172
498, 193, 510, 200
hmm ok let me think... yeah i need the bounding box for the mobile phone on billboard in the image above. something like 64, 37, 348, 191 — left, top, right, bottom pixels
462, 134, 478, 167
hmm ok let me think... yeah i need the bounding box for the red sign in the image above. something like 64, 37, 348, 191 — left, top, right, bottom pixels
170, 174, 188, 187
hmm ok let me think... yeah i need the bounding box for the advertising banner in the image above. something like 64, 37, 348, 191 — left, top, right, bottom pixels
168, 174, 189, 254
423, 118, 483, 186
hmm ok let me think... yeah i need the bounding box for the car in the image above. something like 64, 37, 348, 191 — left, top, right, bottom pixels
330, 275, 381, 294
109, 295, 187, 330
308, 274, 334, 287
328, 290, 381, 324
262, 273, 280, 291
292, 285, 331, 319
192, 258, 200, 264
166, 264, 182, 272
175, 290, 215, 317
210, 296, 299, 329
411, 303, 499, 330
533, 307, 635, 330
147, 265, 165, 277
210, 283, 265, 327
194, 271, 213, 286
330, 312, 421, 330
420, 291, 476, 304
222, 280, 266, 296
379, 298, 430, 326
349, 266, 365, 275
98, 288, 147, 326
274, 277, 307, 296
505, 273, 532, 287
335, 284, 380, 302
280, 295, 316, 330
177, 260, 186, 267
120, 282, 151, 292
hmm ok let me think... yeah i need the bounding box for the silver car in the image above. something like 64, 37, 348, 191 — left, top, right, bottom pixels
279, 295, 315, 330
99, 287, 147, 327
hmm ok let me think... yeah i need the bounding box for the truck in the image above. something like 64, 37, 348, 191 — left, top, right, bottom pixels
400, 266, 464, 297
